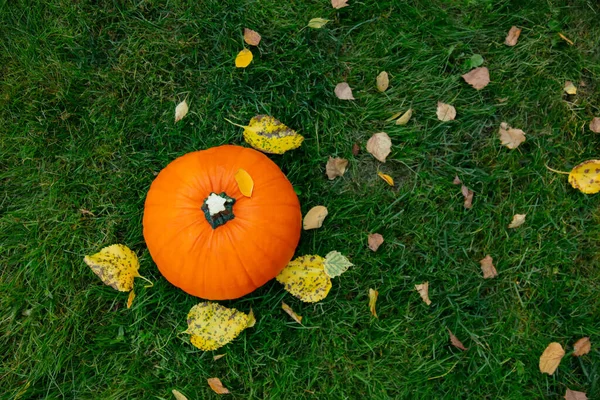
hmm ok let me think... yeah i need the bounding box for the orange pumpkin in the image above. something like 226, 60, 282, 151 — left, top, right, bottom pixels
143, 145, 302, 300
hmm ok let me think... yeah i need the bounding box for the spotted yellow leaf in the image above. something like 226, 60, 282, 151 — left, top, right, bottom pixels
276, 255, 332, 302
226, 115, 303, 154
323, 251, 353, 278
378, 172, 394, 186
184, 302, 255, 351
84, 244, 152, 292
235, 48, 253, 68
235, 169, 254, 197
569, 160, 600, 194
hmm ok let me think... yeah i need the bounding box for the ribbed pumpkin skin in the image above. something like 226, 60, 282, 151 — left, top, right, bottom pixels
143, 145, 302, 300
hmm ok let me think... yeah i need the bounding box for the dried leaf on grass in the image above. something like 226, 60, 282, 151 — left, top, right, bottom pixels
461, 185, 474, 209
480, 255, 498, 279
243, 28, 261, 46
207, 378, 230, 394
505, 26, 522, 46
335, 82, 355, 100
172, 389, 188, 400
572, 337, 591, 356
276, 255, 331, 302
565, 389, 588, 400
436, 102, 456, 121
331, 0, 348, 8
452, 176, 462, 185
84, 244, 152, 292
377, 172, 394, 186
448, 329, 468, 351
235, 48, 253, 68
323, 251, 353, 278
568, 160, 600, 194
368, 288, 378, 318
395, 108, 413, 125
368, 233, 384, 252
308, 18, 329, 29
589, 117, 600, 133
558, 33, 574, 46
564, 81, 577, 95
415, 282, 431, 305
539, 342, 565, 375
282, 302, 303, 324
326, 157, 349, 180
175, 100, 189, 123
127, 290, 136, 309
499, 122, 526, 149
376, 71, 389, 92
226, 115, 304, 154
366, 132, 392, 162
303, 206, 328, 230
508, 214, 526, 228
462, 67, 490, 90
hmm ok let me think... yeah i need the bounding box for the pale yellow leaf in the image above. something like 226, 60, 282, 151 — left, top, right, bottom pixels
415, 282, 431, 305
461, 185, 474, 209
325, 157, 349, 180
505, 26, 522, 46
235, 169, 254, 197
84, 244, 148, 292
589, 117, 600, 133
568, 160, 600, 194
558, 32, 574, 46
385, 111, 403, 122
127, 290, 135, 309
308, 18, 329, 29
207, 378, 230, 394
539, 342, 565, 375
448, 329, 468, 351
172, 389, 188, 400
395, 108, 413, 125
229, 115, 303, 154
303, 205, 328, 230
436, 102, 456, 121
331, 0, 348, 9
276, 255, 332, 302
480, 255, 498, 279
508, 214, 526, 229
377, 172, 394, 186
213, 354, 226, 361
368, 288, 378, 318
573, 337, 591, 357
281, 302, 303, 324
366, 132, 392, 162
376, 71, 389, 92
323, 251, 353, 278
243, 28, 261, 46
235, 48, 253, 68
462, 67, 490, 90
335, 82, 354, 100
368, 233, 384, 252
564, 81, 577, 95
175, 100, 189, 123
565, 388, 588, 400
499, 122, 526, 149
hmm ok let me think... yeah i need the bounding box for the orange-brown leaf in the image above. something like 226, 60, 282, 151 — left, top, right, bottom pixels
127, 290, 136, 309
368, 233, 384, 252
505, 26, 522, 46
480, 255, 498, 279
448, 329, 468, 351
539, 342, 565, 375
377, 172, 394, 186
243, 28, 261, 46
207, 378, 230, 394
572, 337, 591, 357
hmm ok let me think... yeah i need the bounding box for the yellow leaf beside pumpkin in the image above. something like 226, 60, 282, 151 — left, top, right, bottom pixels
235, 169, 254, 197
84, 244, 152, 292
226, 115, 304, 154
276, 255, 332, 302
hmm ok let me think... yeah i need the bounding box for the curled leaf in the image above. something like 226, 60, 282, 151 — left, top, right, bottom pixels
395, 108, 413, 125
185, 302, 254, 351
499, 122, 526, 149
175, 100, 189, 123
303, 205, 328, 230
308, 18, 329, 29
127, 290, 136, 309
366, 132, 392, 162
368, 233, 384, 252
207, 378, 230, 394
276, 255, 332, 302
376, 71, 389, 92
335, 82, 355, 100
235, 169, 254, 197
568, 160, 600, 194
508, 214, 526, 229
480, 255, 498, 279
281, 302, 303, 324
331, 0, 348, 9
368, 288, 378, 318
539, 342, 565, 375
415, 282, 431, 305
377, 172, 394, 186
564, 81, 577, 95
461, 185, 474, 209
172, 389, 189, 400
323, 250, 353, 278
84, 244, 150, 292
462, 67, 490, 90
227, 115, 304, 154
235, 48, 253, 68
505, 26, 522, 46
589, 117, 600, 133
326, 157, 349, 180
243, 28, 261, 46
436, 102, 456, 121
572, 337, 591, 357
448, 329, 468, 351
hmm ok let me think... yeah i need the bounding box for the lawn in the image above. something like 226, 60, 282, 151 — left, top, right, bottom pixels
2, 0, 600, 398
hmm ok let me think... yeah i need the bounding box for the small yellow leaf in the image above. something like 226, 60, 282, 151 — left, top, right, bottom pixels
172, 389, 189, 400
378, 172, 394, 186
539, 342, 565, 375
235, 169, 254, 197
127, 290, 135, 309
243, 28, 261, 46
366, 132, 392, 162
385, 111, 404, 122
207, 378, 230, 395
325, 157, 349, 180
281, 302, 303, 324
436, 102, 456, 121
395, 109, 413, 125
276, 255, 332, 302
376, 71, 389, 92
335, 82, 355, 100
505, 26, 522, 46
308, 18, 329, 29
84, 244, 147, 292
323, 250, 353, 278
213, 354, 226, 361
303, 205, 328, 230
568, 160, 600, 194
480, 255, 498, 279
185, 302, 254, 351
508, 214, 527, 229
233, 115, 303, 154
558, 32, 574, 46
415, 282, 431, 305
175, 100, 189, 123
462, 67, 490, 90
368, 288, 378, 318
246, 309, 256, 328
331, 0, 348, 9
499, 122, 526, 149
573, 337, 591, 357
235, 48, 253, 68
564, 81, 577, 95
368, 233, 384, 252
589, 117, 600, 133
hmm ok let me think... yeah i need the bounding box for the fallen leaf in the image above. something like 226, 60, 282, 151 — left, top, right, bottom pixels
452, 176, 462, 185
84, 244, 151, 291
461, 185, 474, 209
235, 48, 253, 68
462, 67, 490, 90
564, 81, 577, 95
303, 205, 328, 230
539, 342, 565, 375
448, 329, 468, 351
207, 378, 230, 395
226, 115, 304, 154
368, 288, 378, 318
326, 157, 349, 180
499, 122, 526, 149
565, 389, 588, 400
127, 290, 136, 309
378, 172, 394, 186
335, 82, 355, 100
376, 71, 389, 92
368, 233, 384, 252
282, 302, 303, 324
470, 54, 484, 68
352, 143, 360, 155
395, 108, 413, 125
366, 132, 392, 162
508, 214, 527, 229
246, 309, 256, 328
436, 102, 456, 121
276, 255, 332, 302
308, 18, 329, 29
323, 251, 353, 278
185, 302, 254, 351
172, 389, 188, 400
213, 354, 226, 361
558, 32, 574, 46
573, 337, 591, 356
175, 100, 189, 123
331, 0, 348, 9
234, 169, 254, 197
243, 28, 261, 46
590, 117, 600, 133
385, 111, 404, 122
505, 26, 522, 46
569, 160, 600, 194
79, 208, 95, 216
415, 282, 431, 305
480, 255, 498, 279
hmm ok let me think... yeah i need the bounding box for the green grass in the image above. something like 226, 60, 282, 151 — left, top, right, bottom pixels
2, 0, 600, 398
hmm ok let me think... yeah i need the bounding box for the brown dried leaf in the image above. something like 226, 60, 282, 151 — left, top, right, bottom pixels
207, 377, 230, 394
589, 117, 600, 133
335, 82, 355, 100
395, 109, 413, 125
326, 157, 349, 180
175, 100, 189, 123
79, 208, 95, 216
368, 233, 384, 252
281, 302, 303, 324
499, 122, 526, 149
573, 337, 591, 357
508, 214, 526, 229
368, 288, 378, 318
376, 71, 389, 92
461, 185, 474, 209
564, 81, 577, 95
436, 102, 456, 121
448, 329, 468, 351
505, 26, 522, 46
352, 143, 360, 156
366, 132, 392, 162
462, 67, 490, 90
415, 282, 431, 306
213, 354, 226, 361
243, 28, 261, 46
331, 0, 348, 8
172, 389, 188, 400
480, 255, 498, 279
303, 205, 328, 230
539, 342, 565, 375
565, 389, 588, 400
452, 176, 462, 185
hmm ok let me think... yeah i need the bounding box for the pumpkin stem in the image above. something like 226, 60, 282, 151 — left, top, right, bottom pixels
202, 192, 236, 229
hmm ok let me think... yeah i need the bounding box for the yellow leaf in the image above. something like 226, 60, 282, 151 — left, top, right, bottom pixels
568, 160, 600, 194
226, 115, 303, 154
368, 288, 378, 318
213, 354, 226, 361
508, 214, 527, 229
415, 282, 431, 305
395, 108, 413, 125
207, 377, 230, 394
323, 250, 353, 278
308, 18, 329, 29
235, 48, 253, 68
246, 309, 256, 328
184, 302, 254, 351
172, 389, 189, 400
436, 102, 456, 121
376, 71, 389, 92
499, 122, 526, 149
84, 244, 150, 292
479, 255, 498, 279
281, 302, 303, 324
175, 100, 188, 123
366, 132, 392, 162
539, 342, 565, 375
234, 169, 254, 197
325, 157, 349, 180
385, 111, 404, 122
276, 255, 332, 302
572, 337, 591, 357
243, 28, 261, 46
303, 205, 328, 230
377, 172, 394, 186
127, 290, 136, 309
564, 81, 577, 95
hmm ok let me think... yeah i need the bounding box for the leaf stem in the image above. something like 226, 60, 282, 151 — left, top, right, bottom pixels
137, 275, 154, 288
544, 163, 569, 175
224, 118, 247, 129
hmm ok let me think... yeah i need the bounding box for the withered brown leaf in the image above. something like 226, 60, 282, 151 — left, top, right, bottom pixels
368, 233, 384, 252
335, 82, 354, 100
461, 185, 474, 209
499, 122, 526, 149
448, 329, 467, 351
480, 255, 498, 279
508, 214, 527, 229
539, 342, 565, 375
436, 102, 456, 121
505, 26, 522, 46
243, 28, 262, 46
462, 67, 490, 90
207, 378, 230, 394
565, 388, 588, 400
589, 117, 600, 133
572, 337, 591, 357
325, 157, 349, 180
366, 132, 392, 162
415, 282, 431, 306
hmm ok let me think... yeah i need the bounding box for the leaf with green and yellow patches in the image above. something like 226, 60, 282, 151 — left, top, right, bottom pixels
276, 255, 332, 302
323, 251, 353, 278
185, 302, 255, 351
84, 244, 152, 292
226, 115, 304, 154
